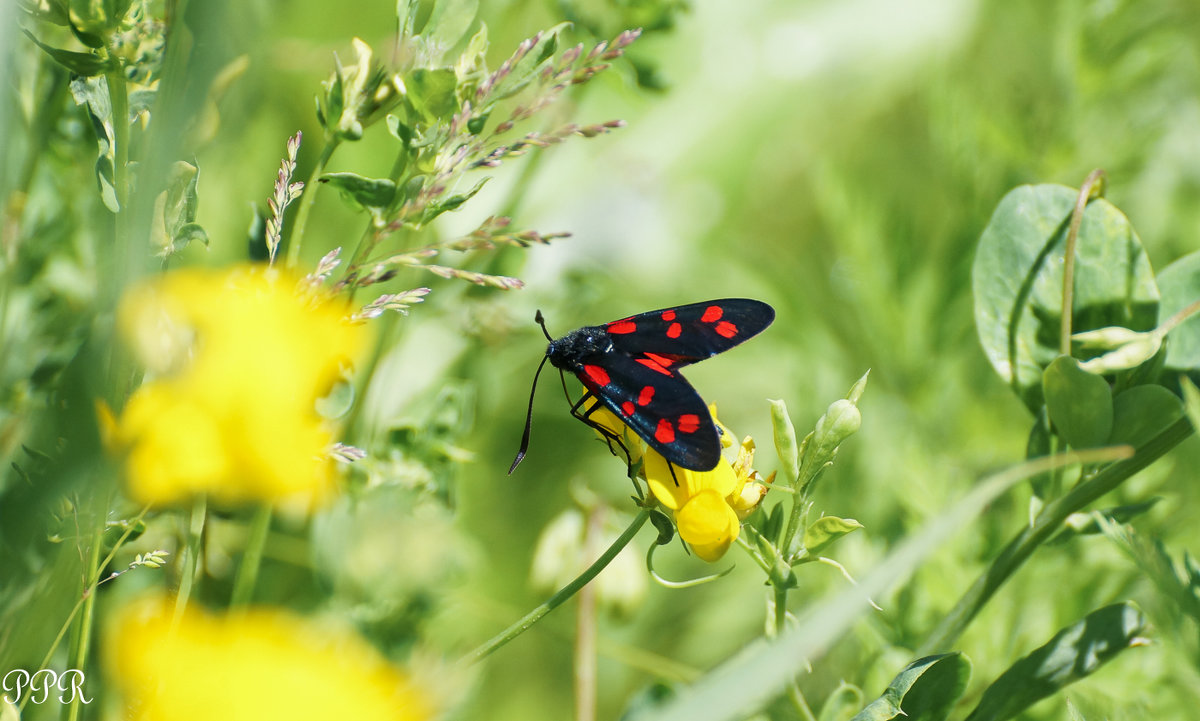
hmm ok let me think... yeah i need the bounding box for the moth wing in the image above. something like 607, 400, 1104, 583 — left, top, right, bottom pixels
602, 298, 775, 365
573, 351, 721, 471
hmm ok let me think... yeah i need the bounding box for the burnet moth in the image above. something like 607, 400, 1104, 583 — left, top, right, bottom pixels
510, 299, 775, 473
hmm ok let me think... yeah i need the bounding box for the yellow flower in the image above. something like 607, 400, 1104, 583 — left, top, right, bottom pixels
728, 436, 771, 520
645, 449, 740, 562
107, 596, 430, 721
585, 400, 765, 562
111, 266, 369, 510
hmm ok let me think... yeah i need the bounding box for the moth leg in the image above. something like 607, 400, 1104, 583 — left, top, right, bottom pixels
666, 460, 680, 487
569, 392, 643, 496
570, 392, 633, 466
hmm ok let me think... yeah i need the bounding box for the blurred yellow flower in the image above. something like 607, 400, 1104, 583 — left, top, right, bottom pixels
108, 596, 430, 721
110, 266, 369, 509
585, 401, 766, 562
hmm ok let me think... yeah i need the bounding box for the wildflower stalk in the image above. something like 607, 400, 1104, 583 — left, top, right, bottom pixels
285, 134, 340, 268
22, 506, 150, 712
917, 425, 1176, 655
469, 508, 651, 663
231, 504, 273, 605
173, 494, 207, 623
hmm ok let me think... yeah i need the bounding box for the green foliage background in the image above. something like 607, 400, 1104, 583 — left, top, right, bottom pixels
5, 0, 1200, 719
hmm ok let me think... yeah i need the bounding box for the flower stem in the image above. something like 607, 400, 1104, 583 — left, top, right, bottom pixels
917, 418, 1188, 655
230, 504, 272, 606
575, 507, 603, 721
468, 508, 650, 663
285, 134, 339, 268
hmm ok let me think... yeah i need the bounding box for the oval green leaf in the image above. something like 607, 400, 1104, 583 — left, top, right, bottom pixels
1042, 355, 1113, 449
973, 184, 1159, 412
320, 172, 397, 211
1107, 384, 1184, 449
804, 516, 864, 556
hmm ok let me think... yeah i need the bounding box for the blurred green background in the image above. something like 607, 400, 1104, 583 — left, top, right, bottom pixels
7, 0, 1200, 718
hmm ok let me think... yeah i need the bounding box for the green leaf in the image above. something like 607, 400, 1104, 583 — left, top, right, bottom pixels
321, 172, 397, 211
850, 653, 970, 721
23, 29, 113, 75
457, 24, 490, 84
804, 516, 864, 557
491, 23, 567, 101
423, 0, 478, 57
1157, 250, 1200, 377
407, 68, 459, 121
396, 0, 419, 37
973, 184, 1159, 412
1107, 384, 1183, 448
1041, 355, 1113, 448
152, 161, 208, 256
415, 177, 489, 225
963, 603, 1146, 721
68, 75, 119, 212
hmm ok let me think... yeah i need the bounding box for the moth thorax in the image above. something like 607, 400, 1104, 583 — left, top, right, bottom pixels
546, 325, 612, 369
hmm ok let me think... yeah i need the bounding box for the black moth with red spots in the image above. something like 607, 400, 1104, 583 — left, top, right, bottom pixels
510, 299, 775, 473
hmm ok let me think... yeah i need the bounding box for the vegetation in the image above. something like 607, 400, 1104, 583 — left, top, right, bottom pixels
4, 1, 1200, 720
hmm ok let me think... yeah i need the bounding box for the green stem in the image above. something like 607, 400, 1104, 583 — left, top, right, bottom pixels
106, 68, 130, 211
230, 504, 273, 606
173, 494, 207, 623
468, 508, 650, 663
772, 585, 788, 637
1059, 169, 1107, 355
286, 134, 339, 268
787, 684, 818, 721
917, 417, 1190, 656
64, 523, 103, 721
575, 508, 602, 721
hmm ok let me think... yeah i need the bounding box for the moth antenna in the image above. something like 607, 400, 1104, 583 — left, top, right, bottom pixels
509, 354, 551, 474
535, 309, 554, 342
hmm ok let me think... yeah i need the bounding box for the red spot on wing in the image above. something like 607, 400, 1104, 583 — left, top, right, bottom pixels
661, 310, 677, 321
636, 357, 674, 376
655, 418, 676, 444
607, 320, 636, 334
666, 322, 682, 338
622, 401, 636, 416
583, 364, 611, 387
642, 352, 675, 368
678, 414, 701, 433
715, 321, 738, 338
637, 385, 655, 406
701, 305, 723, 323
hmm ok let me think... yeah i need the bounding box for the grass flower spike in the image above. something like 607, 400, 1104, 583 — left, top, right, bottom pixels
108, 595, 429, 721
111, 266, 369, 510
